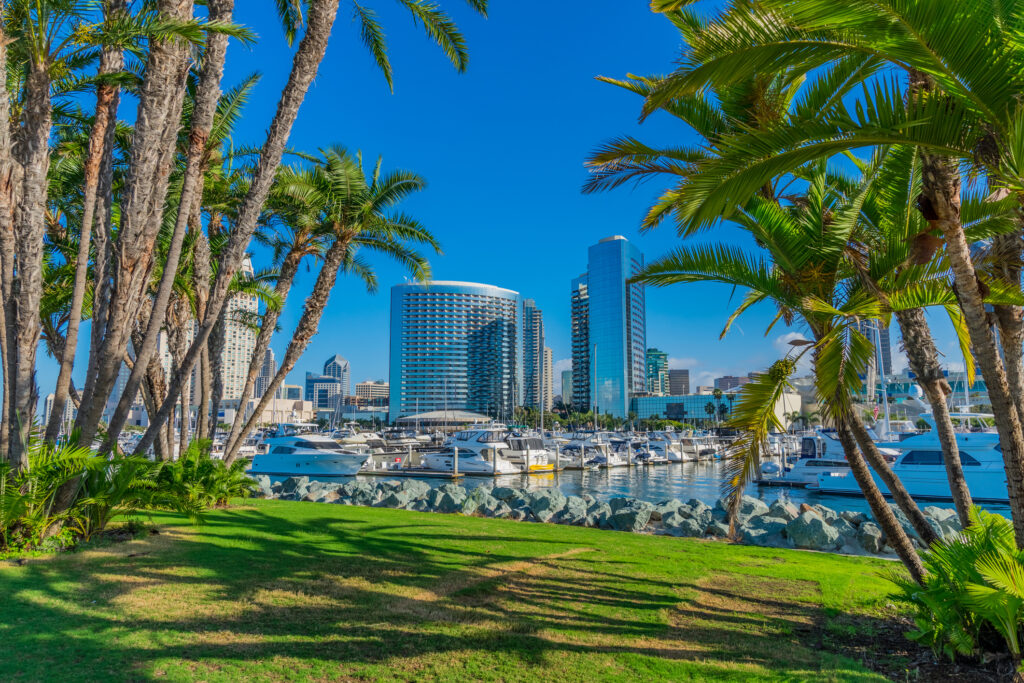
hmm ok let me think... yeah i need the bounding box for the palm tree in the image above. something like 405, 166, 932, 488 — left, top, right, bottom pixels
634, 161, 935, 580
636, 0, 1024, 544
704, 401, 715, 426
221, 146, 438, 464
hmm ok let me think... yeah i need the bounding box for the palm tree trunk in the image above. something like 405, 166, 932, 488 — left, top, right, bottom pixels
893, 307, 973, 527
836, 418, 925, 584
0, 11, 15, 462
134, 0, 342, 457
910, 70, 1024, 547
991, 228, 1024, 422
847, 410, 939, 545
223, 251, 303, 454
224, 236, 349, 464
74, 0, 196, 447
8, 61, 53, 469
45, 0, 127, 444
102, 0, 231, 449
207, 305, 228, 441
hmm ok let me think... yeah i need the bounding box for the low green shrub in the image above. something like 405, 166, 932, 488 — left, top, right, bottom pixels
890, 507, 1024, 666
156, 439, 254, 509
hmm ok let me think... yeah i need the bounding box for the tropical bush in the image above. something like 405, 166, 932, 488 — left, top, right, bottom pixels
890, 508, 1024, 666
156, 440, 254, 509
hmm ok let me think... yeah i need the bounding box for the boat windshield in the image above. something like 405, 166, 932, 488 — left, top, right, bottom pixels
902, 450, 980, 466
476, 431, 507, 444
509, 437, 545, 450
294, 439, 342, 450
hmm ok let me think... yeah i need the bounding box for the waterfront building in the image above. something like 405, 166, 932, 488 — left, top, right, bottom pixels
255, 348, 276, 399
561, 370, 573, 407
305, 356, 351, 411
646, 348, 668, 396
695, 385, 714, 395
569, 236, 646, 418
631, 393, 800, 424
355, 380, 389, 401
543, 346, 553, 411
281, 384, 302, 401
221, 258, 259, 400
714, 375, 749, 391
522, 299, 546, 410
389, 281, 518, 422
668, 368, 689, 395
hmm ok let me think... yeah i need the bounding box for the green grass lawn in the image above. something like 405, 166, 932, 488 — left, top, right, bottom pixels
0, 499, 905, 682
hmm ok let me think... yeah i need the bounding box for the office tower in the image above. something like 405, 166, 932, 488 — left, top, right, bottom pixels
305, 355, 350, 411
714, 375, 750, 391
543, 346, 553, 412
646, 348, 668, 395
282, 384, 302, 400
355, 380, 389, 401
522, 299, 546, 410
561, 370, 573, 407
389, 281, 518, 421
569, 236, 646, 418
220, 258, 259, 400
255, 348, 276, 399
856, 320, 893, 377
668, 369, 690, 395
570, 275, 590, 410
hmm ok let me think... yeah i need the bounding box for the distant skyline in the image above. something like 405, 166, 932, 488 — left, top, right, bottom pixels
31, 1, 963, 409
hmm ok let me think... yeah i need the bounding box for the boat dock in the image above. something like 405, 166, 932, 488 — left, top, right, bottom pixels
755, 478, 808, 488
361, 468, 464, 480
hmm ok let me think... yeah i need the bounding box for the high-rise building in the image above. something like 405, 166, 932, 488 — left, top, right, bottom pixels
305, 355, 350, 411
570, 275, 590, 410
221, 258, 259, 400
355, 380, 389, 401
543, 346, 553, 412
561, 370, 573, 407
281, 384, 302, 401
857, 320, 893, 377
569, 236, 646, 418
522, 299, 546, 410
255, 348, 276, 399
714, 375, 750, 391
43, 393, 75, 432
645, 348, 668, 396
668, 369, 690, 395
389, 281, 518, 421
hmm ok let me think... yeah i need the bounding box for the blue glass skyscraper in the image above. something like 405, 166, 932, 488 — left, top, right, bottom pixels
389, 281, 519, 422
570, 236, 646, 418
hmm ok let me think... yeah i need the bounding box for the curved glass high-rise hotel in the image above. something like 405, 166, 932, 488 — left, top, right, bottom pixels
389, 281, 519, 422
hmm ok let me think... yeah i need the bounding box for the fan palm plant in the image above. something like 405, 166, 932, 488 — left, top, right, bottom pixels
221, 146, 439, 464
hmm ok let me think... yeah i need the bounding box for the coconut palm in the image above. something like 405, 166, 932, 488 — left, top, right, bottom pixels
634, 0, 1024, 543
634, 161, 937, 580
221, 146, 439, 464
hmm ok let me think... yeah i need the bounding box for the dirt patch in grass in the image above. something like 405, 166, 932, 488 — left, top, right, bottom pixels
826, 612, 1017, 682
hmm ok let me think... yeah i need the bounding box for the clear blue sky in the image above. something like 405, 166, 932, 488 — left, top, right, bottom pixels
37, 0, 964, 403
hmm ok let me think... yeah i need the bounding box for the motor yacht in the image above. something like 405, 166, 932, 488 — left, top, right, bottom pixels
421, 426, 522, 475
810, 445, 1008, 502
249, 434, 369, 477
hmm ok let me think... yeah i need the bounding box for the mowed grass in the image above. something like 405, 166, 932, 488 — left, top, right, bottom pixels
0, 498, 901, 682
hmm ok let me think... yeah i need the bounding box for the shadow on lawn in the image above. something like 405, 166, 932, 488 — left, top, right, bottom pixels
0, 505, 887, 680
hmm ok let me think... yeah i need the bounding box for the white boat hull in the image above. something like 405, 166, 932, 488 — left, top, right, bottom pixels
812, 465, 1009, 502
249, 451, 369, 477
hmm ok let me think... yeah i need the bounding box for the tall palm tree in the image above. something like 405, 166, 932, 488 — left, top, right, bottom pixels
221, 146, 439, 464
635, 0, 1024, 544
634, 162, 937, 580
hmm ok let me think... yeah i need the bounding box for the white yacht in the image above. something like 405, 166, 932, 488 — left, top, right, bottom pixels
811, 446, 1008, 502
249, 434, 369, 477
422, 426, 522, 475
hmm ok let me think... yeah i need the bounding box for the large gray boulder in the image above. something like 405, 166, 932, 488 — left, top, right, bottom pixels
830, 517, 859, 539
742, 527, 790, 548
716, 495, 770, 519
527, 489, 567, 522
857, 522, 885, 554
349, 481, 377, 506
379, 489, 414, 509
662, 514, 704, 537
253, 474, 272, 492
554, 496, 588, 525
705, 520, 730, 537
281, 476, 309, 495
746, 515, 788, 536
609, 502, 652, 532
478, 495, 512, 518
787, 511, 840, 550
679, 499, 714, 528
586, 502, 613, 528
768, 499, 799, 522
650, 499, 684, 522
840, 510, 868, 526
491, 486, 519, 501
400, 479, 431, 499
811, 504, 839, 523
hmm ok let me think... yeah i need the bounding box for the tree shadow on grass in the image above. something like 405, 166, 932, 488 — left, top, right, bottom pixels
0, 503, 890, 682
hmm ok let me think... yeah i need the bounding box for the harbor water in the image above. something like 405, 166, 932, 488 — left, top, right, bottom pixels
275, 459, 1012, 518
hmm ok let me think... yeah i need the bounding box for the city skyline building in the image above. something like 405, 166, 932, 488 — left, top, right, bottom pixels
305, 355, 351, 411
522, 298, 546, 410
645, 348, 668, 396
569, 236, 646, 418
561, 370, 573, 407
857, 320, 893, 377
220, 258, 259, 401
389, 281, 519, 421
668, 368, 690, 396
714, 375, 750, 391
255, 348, 276, 399
355, 380, 389, 401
